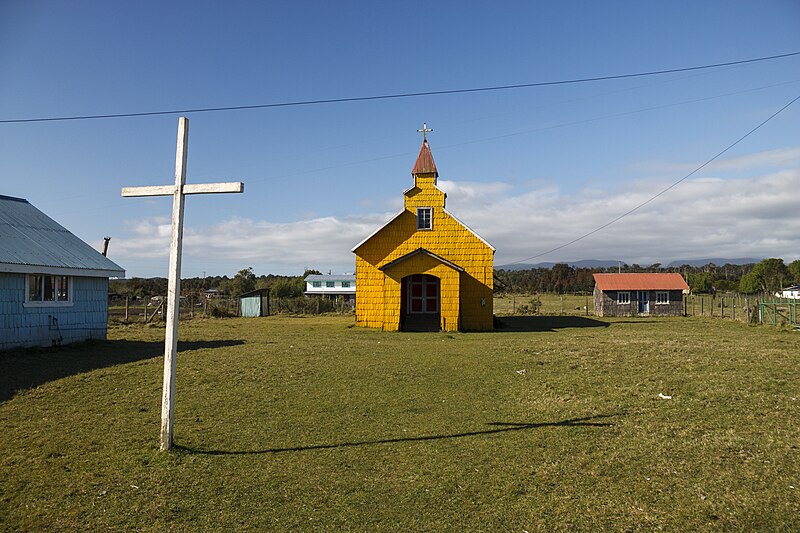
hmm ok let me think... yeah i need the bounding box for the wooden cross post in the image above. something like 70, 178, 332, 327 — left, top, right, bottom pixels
417, 122, 433, 141
122, 117, 243, 451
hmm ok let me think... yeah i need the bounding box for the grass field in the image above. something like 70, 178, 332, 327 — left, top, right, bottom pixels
1, 313, 799, 530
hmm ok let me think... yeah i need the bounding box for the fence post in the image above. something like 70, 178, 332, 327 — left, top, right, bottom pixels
745, 298, 750, 324
125, 296, 129, 322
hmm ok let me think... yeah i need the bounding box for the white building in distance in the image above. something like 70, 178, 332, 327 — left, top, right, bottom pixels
304, 274, 356, 302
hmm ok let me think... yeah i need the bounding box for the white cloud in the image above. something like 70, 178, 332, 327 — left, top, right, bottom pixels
628, 146, 800, 176
114, 212, 397, 276
112, 157, 800, 276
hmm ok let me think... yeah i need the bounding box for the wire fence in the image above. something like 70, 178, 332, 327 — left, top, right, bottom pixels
493, 291, 798, 327
108, 295, 354, 322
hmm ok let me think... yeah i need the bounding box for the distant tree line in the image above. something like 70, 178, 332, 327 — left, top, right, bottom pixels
495, 258, 800, 295
109, 258, 800, 300
109, 267, 323, 299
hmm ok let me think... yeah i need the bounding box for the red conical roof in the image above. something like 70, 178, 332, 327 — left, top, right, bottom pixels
412, 140, 438, 176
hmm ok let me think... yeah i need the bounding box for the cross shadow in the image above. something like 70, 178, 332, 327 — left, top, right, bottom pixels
175, 413, 619, 456
494, 315, 610, 332
0, 339, 245, 402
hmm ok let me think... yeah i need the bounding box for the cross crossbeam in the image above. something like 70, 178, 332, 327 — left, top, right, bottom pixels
121, 117, 243, 451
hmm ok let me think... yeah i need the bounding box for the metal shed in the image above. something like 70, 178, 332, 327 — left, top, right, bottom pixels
239, 288, 270, 317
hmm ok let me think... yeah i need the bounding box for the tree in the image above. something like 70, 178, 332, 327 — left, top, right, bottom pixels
788, 259, 800, 284
688, 272, 714, 294
550, 263, 574, 293
271, 278, 303, 298
751, 258, 790, 295
739, 272, 761, 294
230, 267, 257, 297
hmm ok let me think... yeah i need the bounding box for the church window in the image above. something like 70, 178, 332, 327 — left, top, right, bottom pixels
417, 208, 432, 230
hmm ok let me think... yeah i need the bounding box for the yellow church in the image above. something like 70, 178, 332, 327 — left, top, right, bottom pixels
352, 128, 495, 332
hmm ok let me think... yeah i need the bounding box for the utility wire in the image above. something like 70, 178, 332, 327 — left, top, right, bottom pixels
2, 51, 799, 124
504, 92, 800, 266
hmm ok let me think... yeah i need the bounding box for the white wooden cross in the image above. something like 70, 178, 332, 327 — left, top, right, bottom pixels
122, 117, 243, 451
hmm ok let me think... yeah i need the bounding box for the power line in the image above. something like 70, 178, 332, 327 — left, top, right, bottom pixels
50, 78, 800, 219
504, 92, 800, 266
2, 51, 799, 124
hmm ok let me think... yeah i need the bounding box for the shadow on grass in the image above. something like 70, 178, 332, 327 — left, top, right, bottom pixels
0, 339, 244, 402
494, 315, 610, 332
176, 413, 620, 455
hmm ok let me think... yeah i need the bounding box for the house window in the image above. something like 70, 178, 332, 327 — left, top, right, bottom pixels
416, 207, 432, 230
617, 291, 630, 305
312, 281, 322, 288
326, 281, 335, 288
26, 274, 71, 306
341, 282, 350, 288
656, 291, 669, 304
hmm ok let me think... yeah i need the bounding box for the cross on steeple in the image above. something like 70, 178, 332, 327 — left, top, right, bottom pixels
417, 122, 433, 141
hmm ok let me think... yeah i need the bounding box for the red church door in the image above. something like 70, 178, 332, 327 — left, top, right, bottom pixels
408, 274, 439, 314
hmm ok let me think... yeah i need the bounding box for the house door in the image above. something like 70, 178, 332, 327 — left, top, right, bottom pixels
407, 274, 439, 314
637, 291, 649, 314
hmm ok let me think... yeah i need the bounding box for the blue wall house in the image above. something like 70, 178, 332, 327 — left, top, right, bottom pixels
0, 195, 125, 350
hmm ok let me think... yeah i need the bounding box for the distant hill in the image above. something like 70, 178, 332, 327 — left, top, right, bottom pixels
498, 260, 623, 271
665, 258, 759, 267
498, 258, 761, 271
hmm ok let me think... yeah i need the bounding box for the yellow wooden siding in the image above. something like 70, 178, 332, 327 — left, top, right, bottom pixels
354, 170, 494, 331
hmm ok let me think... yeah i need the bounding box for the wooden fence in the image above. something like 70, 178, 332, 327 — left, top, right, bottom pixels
108, 295, 239, 322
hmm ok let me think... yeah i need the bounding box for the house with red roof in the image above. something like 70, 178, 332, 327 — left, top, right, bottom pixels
592, 273, 689, 317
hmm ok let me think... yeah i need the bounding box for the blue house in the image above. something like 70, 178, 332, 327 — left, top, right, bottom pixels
0, 195, 125, 350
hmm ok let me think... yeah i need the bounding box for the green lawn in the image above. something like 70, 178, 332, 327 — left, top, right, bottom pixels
1, 315, 798, 530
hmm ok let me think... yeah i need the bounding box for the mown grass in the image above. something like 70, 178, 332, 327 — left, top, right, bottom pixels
1, 314, 798, 530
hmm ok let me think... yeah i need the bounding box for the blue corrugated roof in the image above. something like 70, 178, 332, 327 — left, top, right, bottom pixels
0, 195, 125, 277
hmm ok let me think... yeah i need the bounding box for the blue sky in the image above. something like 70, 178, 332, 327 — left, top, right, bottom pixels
2, 1, 799, 278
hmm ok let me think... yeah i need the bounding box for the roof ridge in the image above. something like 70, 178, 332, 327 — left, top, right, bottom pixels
0, 195, 29, 203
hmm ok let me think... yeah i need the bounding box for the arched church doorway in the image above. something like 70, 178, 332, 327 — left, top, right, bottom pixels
400, 274, 440, 331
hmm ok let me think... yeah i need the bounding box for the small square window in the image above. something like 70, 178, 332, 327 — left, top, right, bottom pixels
417, 208, 432, 230
617, 291, 630, 305
656, 291, 669, 304
341, 282, 350, 288
326, 281, 335, 288
312, 281, 322, 288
